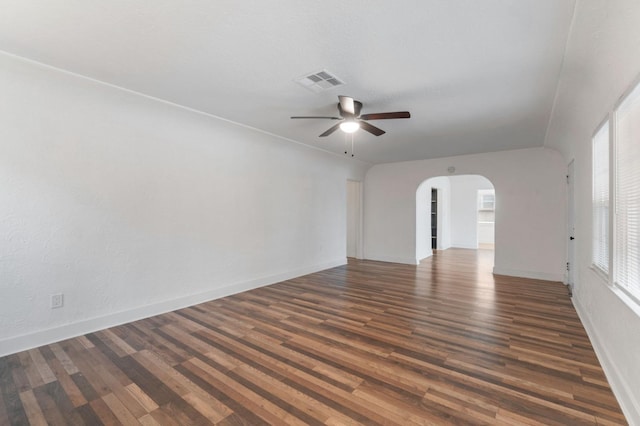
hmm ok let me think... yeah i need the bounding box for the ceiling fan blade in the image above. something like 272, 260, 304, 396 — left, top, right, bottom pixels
291, 116, 341, 120
359, 121, 386, 136
319, 123, 342, 137
360, 111, 411, 120
338, 95, 356, 116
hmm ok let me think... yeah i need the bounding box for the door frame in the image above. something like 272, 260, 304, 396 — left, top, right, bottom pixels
567, 160, 576, 292
346, 180, 364, 259
431, 188, 438, 250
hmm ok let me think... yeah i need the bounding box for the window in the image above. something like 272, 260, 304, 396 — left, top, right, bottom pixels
592, 121, 609, 274
614, 81, 640, 303
478, 190, 495, 211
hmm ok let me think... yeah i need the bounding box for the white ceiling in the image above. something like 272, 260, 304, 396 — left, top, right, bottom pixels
0, 0, 576, 164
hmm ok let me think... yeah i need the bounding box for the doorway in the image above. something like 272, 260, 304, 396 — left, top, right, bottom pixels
567, 160, 575, 292
431, 188, 438, 250
477, 189, 495, 250
346, 180, 362, 259
416, 175, 495, 266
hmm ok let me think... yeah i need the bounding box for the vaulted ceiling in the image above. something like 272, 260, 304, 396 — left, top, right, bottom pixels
0, 0, 576, 164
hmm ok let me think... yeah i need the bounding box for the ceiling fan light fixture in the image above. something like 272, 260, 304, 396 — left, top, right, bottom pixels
291, 95, 409, 138
340, 120, 360, 133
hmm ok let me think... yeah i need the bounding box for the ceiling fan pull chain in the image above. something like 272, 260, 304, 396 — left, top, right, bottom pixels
344, 133, 348, 154
351, 133, 355, 157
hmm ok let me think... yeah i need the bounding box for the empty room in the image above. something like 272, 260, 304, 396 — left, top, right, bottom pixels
1, 1, 639, 425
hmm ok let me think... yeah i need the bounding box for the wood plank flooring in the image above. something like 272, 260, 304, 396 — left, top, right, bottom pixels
0, 249, 627, 425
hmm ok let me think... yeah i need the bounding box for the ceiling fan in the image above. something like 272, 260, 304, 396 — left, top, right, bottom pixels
291, 95, 410, 137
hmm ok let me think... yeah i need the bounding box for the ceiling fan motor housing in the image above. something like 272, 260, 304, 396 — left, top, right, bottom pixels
339, 100, 363, 117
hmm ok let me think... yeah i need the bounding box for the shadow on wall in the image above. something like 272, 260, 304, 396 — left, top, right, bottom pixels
416, 175, 495, 263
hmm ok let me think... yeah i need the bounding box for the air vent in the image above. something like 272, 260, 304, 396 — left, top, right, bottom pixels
295, 69, 345, 93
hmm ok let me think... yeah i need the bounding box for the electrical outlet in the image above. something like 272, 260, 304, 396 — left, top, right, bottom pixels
51, 293, 64, 309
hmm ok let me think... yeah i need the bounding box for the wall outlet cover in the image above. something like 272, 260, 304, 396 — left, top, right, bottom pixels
51, 294, 64, 309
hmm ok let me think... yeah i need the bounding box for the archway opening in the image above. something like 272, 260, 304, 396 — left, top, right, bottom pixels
416, 175, 495, 265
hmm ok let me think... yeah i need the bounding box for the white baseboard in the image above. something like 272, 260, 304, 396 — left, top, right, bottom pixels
573, 296, 639, 425
492, 266, 564, 282
0, 258, 346, 357
364, 253, 419, 265
450, 243, 478, 249
416, 250, 433, 263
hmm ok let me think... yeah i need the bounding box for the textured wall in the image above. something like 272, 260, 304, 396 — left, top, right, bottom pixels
0, 52, 368, 355
449, 175, 494, 249
364, 147, 566, 280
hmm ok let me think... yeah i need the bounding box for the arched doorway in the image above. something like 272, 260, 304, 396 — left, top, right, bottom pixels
416, 174, 495, 265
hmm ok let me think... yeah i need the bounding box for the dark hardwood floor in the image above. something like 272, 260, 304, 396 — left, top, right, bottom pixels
0, 249, 627, 425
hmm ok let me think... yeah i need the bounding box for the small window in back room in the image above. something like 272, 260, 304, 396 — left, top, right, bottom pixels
478, 190, 495, 211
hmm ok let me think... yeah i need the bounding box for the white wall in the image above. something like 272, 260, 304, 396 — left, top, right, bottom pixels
544, 1, 640, 422
0, 52, 369, 356
416, 177, 450, 261
364, 147, 566, 280
449, 175, 494, 249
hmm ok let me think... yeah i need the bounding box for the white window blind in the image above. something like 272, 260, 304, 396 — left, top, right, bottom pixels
592, 121, 609, 274
615, 82, 640, 303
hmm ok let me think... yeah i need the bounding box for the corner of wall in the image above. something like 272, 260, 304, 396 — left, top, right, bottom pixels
364, 254, 420, 266
492, 266, 565, 283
